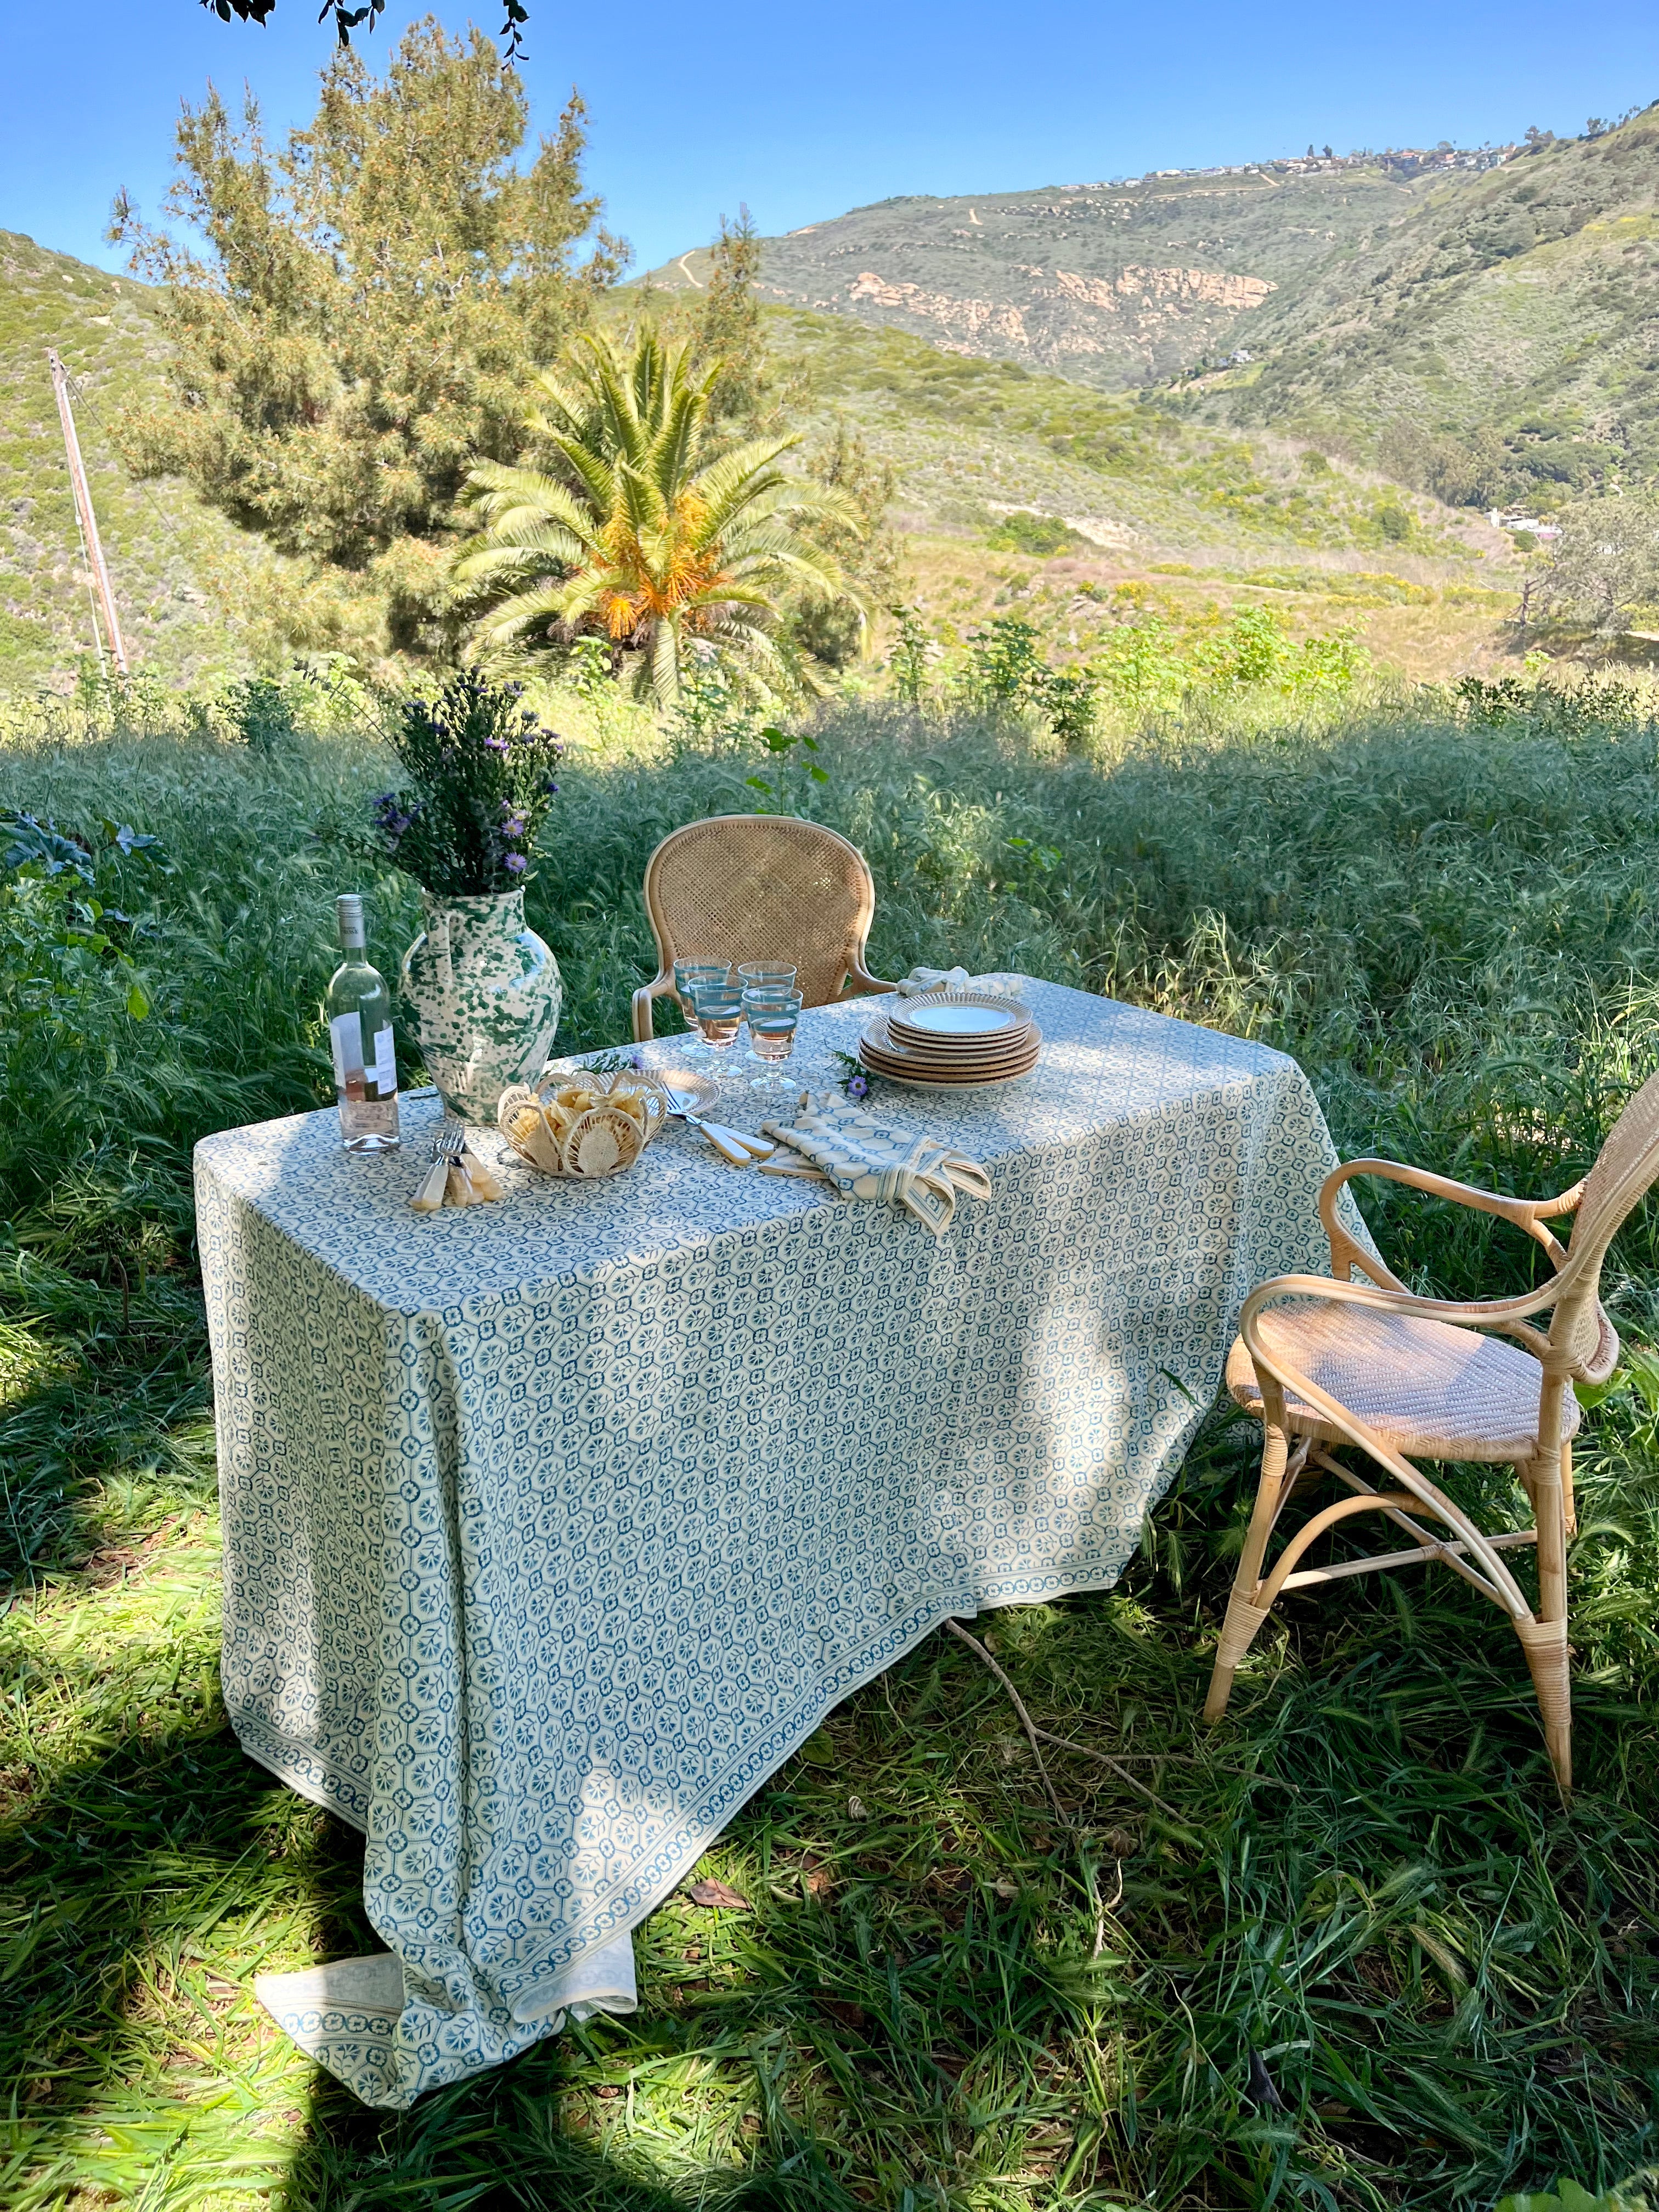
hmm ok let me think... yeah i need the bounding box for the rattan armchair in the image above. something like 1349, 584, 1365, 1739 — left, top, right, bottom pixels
631, 814, 894, 1043
1205, 1071, 1659, 1793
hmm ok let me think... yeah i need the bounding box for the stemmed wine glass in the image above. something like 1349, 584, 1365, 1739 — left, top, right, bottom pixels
674, 961, 730, 1062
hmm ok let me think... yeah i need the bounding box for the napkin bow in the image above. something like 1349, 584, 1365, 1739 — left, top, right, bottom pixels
762, 1093, 992, 1237
893, 964, 1030, 997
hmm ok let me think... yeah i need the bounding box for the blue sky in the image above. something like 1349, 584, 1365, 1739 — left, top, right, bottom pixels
2, 1, 1655, 279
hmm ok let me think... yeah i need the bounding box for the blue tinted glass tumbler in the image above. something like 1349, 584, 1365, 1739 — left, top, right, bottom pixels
744, 987, 803, 1093
689, 977, 745, 1071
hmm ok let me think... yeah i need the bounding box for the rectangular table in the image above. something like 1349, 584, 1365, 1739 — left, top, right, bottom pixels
195, 981, 1346, 2105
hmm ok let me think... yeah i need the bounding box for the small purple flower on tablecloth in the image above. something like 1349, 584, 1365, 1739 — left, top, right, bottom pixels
846, 1070, 870, 1100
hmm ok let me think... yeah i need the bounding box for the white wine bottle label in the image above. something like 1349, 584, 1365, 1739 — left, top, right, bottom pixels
372, 1025, 398, 1098
330, 1010, 366, 1099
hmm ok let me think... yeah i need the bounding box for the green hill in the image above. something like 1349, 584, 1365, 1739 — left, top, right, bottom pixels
1201, 114, 1659, 504
642, 144, 1516, 390
768, 306, 1506, 561
647, 110, 1659, 517
0, 231, 279, 691
764, 307, 1521, 682
0, 196, 1530, 697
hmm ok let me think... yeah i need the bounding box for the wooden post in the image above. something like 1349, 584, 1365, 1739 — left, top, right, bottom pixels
47, 348, 128, 674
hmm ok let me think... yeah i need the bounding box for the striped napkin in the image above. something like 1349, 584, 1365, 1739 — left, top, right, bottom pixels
761, 1093, 992, 1237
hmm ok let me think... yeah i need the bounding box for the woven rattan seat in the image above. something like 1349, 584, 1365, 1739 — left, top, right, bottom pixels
1224, 1306, 1582, 1462
1204, 1071, 1659, 1795
631, 814, 893, 1042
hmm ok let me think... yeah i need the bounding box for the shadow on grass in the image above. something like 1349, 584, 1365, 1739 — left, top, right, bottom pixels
289, 1553, 1659, 2210
7, 1426, 1659, 2210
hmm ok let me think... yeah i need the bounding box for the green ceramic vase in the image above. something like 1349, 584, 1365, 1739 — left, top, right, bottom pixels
400, 888, 562, 1125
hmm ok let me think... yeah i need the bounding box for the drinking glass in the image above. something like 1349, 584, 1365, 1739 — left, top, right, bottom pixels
743, 986, 803, 1092
689, 977, 745, 1062
674, 961, 730, 1059
737, 962, 798, 994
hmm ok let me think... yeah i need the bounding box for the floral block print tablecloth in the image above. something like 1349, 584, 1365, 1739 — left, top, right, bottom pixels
195, 981, 1348, 2106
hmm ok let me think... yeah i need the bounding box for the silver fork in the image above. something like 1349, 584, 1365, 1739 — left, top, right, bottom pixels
410, 1115, 466, 1210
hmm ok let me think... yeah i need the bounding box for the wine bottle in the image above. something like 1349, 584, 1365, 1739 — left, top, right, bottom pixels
325, 894, 400, 1153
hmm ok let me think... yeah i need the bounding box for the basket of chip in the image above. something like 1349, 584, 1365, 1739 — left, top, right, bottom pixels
496, 1068, 672, 1181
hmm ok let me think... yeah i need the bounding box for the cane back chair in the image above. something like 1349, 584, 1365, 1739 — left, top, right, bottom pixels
631, 814, 893, 1043
1205, 1070, 1659, 1793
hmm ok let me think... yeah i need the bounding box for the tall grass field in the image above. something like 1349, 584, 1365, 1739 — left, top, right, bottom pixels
4, 685, 1659, 2211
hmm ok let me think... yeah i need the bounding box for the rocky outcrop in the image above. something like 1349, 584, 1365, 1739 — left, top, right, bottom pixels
848, 273, 1031, 345
844, 259, 1274, 370
1052, 266, 1276, 313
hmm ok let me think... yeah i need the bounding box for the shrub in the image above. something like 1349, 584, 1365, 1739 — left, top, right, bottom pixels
984, 509, 1087, 557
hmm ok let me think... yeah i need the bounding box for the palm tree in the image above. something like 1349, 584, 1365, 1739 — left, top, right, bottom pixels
454, 326, 866, 703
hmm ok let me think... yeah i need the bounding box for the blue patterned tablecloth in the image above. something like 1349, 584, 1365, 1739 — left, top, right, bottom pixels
195, 982, 1344, 2105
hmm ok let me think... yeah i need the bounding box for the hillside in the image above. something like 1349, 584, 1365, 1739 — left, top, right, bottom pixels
642, 146, 1514, 390
768, 308, 1522, 680
0, 232, 278, 690
1201, 115, 1659, 504
0, 216, 1525, 696
647, 111, 1659, 517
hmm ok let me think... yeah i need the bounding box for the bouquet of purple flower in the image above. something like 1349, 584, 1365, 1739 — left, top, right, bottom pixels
371, 672, 562, 897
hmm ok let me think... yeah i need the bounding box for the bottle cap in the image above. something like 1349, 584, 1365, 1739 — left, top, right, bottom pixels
336, 894, 366, 950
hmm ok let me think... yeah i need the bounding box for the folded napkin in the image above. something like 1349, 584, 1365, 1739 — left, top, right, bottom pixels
761, 1092, 992, 1237
894, 965, 1030, 997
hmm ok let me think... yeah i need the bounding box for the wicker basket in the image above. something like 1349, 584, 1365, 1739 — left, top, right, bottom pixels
497, 1069, 672, 1181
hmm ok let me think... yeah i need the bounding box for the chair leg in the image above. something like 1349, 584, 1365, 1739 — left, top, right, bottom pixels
1203, 1424, 1293, 1723
1514, 1614, 1571, 1796
1518, 1448, 1572, 1795
1203, 1588, 1274, 1722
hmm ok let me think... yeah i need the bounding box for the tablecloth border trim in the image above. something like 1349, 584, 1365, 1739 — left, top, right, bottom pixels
230, 1713, 373, 1834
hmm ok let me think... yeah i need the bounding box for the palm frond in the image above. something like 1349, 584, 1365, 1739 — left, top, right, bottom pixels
470, 581, 578, 647
451, 533, 586, 586
687, 435, 802, 514
649, 382, 709, 508
614, 459, 670, 542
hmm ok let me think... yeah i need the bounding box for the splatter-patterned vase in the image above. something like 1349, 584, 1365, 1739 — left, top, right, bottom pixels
400, 888, 562, 1126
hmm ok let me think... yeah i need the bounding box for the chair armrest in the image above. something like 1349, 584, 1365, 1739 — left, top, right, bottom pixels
1319, 1158, 1581, 1284
1240, 1269, 1561, 1372
843, 962, 895, 997
632, 978, 673, 1044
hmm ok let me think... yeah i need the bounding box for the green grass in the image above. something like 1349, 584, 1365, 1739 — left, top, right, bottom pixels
7, 691, 1659, 2208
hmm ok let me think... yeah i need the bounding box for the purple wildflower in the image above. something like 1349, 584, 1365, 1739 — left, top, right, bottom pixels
484, 732, 510, 754
846, 1070, 870, 1100
373, 791, 415, 846
504, 851, 528, 874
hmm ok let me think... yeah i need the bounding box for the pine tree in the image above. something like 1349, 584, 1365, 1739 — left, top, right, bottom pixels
109, 22, 624, 663
694, 207, 769, 432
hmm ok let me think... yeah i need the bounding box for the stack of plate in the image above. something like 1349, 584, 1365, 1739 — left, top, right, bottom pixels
857, 990, 1042, 1091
